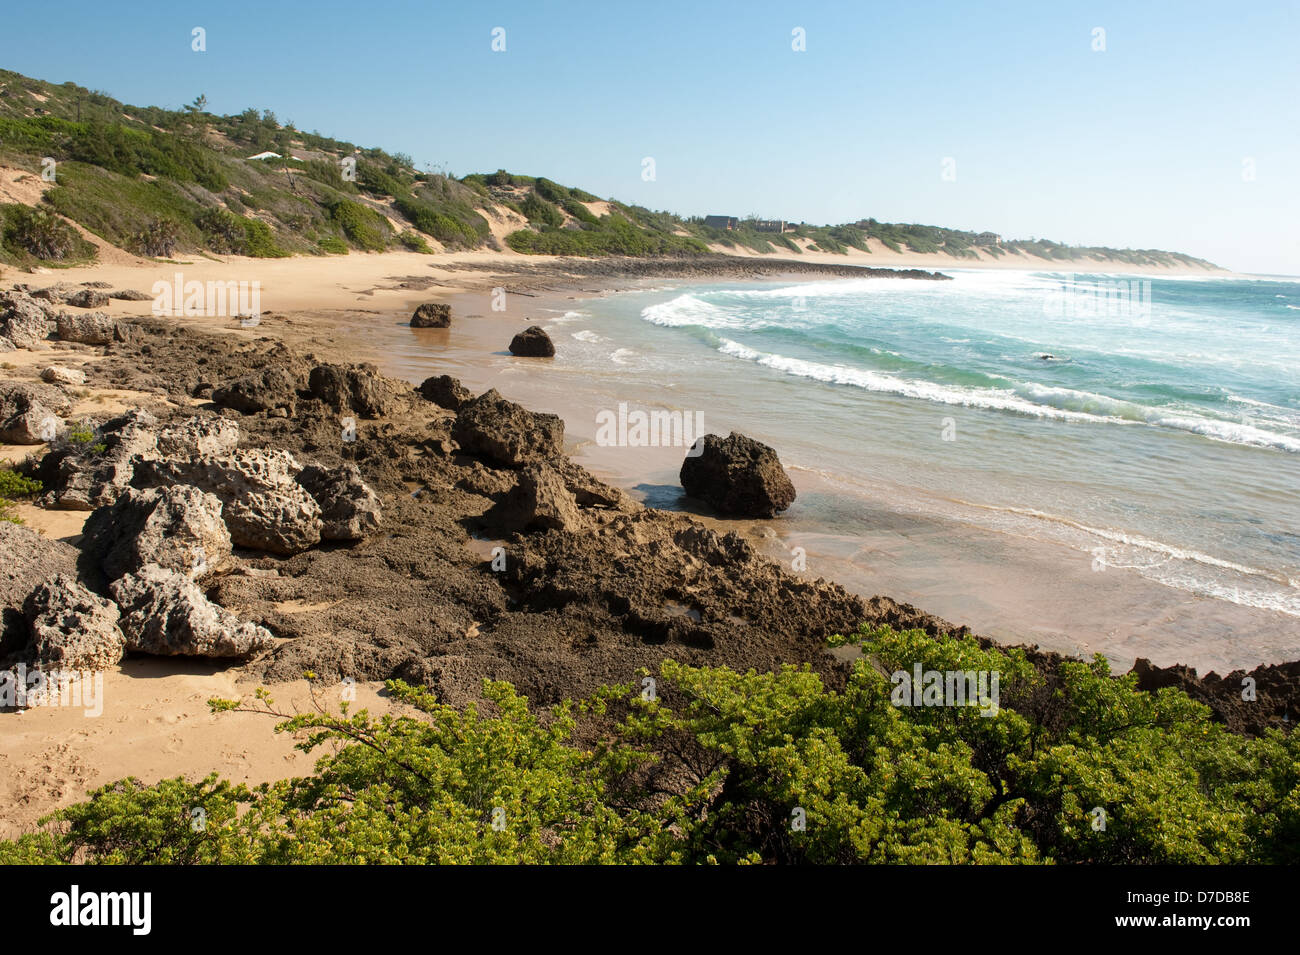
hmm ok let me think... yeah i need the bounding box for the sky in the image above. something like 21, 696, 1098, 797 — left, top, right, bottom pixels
2, 0, 1297, 274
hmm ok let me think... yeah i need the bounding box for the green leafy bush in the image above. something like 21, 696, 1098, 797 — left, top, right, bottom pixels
4, 625, 1291, 865
329, 199, 388, 251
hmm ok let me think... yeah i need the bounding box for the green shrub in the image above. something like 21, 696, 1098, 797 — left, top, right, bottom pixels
240, 217, 289, 257
4, 623, 1295, 865
132, 216, 181, 257
317, 236, 348, 254
328, 199, 388, 251
0, 467, 42, 524
397, 231, 432, 253
2, 205, 86, 260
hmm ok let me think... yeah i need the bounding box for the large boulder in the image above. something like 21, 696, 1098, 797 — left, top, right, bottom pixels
493, 463, 582, 532
136, 448, 324, 555
410, 302, 451, 328
307, 363, 409, 418
41, 364, 86, 386
55, 311, 117, 345
508, 325, 555, 357
49, 409, 158, 510
65, 289, 109, 309
154, 415, 240, 458
137, 447, 301, 498
111, 564, 271, 658
0, 522, 78, 655
24, 574, 125, 671
0, 381, 69, 444
212, 366, 300, 415
81, 485, 232, 581
418, 374, 472, 411
296, 464, 382, 540
222, 486, 322, 554
452, 388, 564, 468
679, 431, 796, 518
1, 293, 52, 348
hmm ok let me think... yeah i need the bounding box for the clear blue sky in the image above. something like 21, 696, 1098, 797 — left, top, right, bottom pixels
3, 0, 1297, 273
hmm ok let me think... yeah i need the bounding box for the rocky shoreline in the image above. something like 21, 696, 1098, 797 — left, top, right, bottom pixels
1, 281, 1296, 737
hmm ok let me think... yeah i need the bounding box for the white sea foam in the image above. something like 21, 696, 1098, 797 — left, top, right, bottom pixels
571, 329, 608, 343
611, 348, 636, 364
714, 339, 1300, 452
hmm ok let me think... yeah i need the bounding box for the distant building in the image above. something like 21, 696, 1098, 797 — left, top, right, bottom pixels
247, 151, 281, 161
973, 231, 1002, 246
704, 215, 739, 231
752, 220, 791, 233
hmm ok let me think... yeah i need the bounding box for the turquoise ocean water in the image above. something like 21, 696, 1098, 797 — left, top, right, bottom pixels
545, 270, 1300, 623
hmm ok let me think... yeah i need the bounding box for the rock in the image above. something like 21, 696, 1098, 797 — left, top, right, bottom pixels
417, 374, 472, 411
296, 464, 383, 540
55, 310, 117, 345
137, 448, 303, 498
154, 415, 239, 458
111, 564, 271, 658
109, 289, 152, 301
81, 485, 232, 581
212, 366, 300, 415
679, 431, 796, 518
410, 302, 451, 328
1, 293, 52, 347
65, 289, 109, 309
452, 388, 564, 468
0, 338, 14, 353
0, 381, 69, 444
494, 463, 583, 532
223, 486, 322, 555
41, 364, 86, 386
0, 522, 78, 656
508, 325, 555, 357
307, 363, 409, 418
136, 448, 323, 555
24, 574, 124, 671
49, 409, 158, 510
30, 284, 73, 304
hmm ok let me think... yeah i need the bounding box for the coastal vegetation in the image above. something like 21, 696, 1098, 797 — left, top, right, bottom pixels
3, 625, 1294, 864
0, 69, 1217, 269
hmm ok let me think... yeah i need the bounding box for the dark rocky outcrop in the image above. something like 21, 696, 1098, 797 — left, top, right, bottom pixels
452, 388, 564, 468
410, 303, 451, 328
418, 374, 472, 411
490, 463, 583, 533
212, 366, 301, 416
65, 289, 109, 309
508, 325, 555, 357
679, 431, 796, 518
307, 363, 412, 418
296, 463, 382, 540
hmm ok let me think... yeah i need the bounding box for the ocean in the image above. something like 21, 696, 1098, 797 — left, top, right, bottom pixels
385, 269, 1300, 671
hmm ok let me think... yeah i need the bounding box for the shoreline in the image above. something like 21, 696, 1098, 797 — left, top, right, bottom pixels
2, 255, 1294, 839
